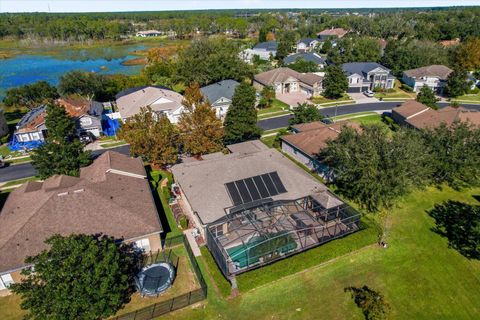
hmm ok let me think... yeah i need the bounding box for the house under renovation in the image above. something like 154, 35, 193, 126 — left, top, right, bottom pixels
171, 141, 361, 277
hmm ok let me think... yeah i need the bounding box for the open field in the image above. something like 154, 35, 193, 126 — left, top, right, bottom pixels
158, 186, 480, 320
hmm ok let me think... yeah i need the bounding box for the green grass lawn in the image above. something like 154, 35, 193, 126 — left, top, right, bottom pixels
158, 185, 480, 320
310, 94, 352, 105
453, 93, 480, 103
374, 81, 415, 100
257, 99, 291, 119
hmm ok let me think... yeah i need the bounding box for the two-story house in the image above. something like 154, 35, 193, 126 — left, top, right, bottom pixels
253, 67, 323, 97
296, 38, 319, 53
341, 62, 395, 93
402, 65, 453, 93
115, 86, 185, 124
13, 97, 104, 147
200, 80, 240, 120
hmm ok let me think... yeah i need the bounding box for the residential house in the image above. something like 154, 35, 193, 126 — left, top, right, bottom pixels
200, 80, 240, 119
0, 151, 163, 295
281, 121, 361, 173
254, 67, 323, 97
240, 41, 277, 63
296, 38, 319, 53
317, 28, 349, 41
391, 100, 480, 130
171, 140, 361, 277
0, 110, 8, 138
402, 65, 453, 93
13, 97, 103, 146
115, 86, 185, 124
341, 62, 395, 93
136, 30, 162, 37
283, 52, 326, 70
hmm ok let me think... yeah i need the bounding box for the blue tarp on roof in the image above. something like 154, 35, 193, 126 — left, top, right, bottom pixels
102, 110, 121, 136
8, 135, 44, 151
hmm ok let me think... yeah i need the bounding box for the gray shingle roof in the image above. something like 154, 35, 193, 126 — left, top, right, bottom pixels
283, 52, 326, 65
200, 80, 240, 105
253, 41, 278, 51
297, 38, 317, 46
341, 62, 390, 77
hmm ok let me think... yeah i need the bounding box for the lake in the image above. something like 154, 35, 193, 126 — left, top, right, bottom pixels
0, 44, 148, 99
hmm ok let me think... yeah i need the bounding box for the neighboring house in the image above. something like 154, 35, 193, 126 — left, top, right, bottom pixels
115, 86, 185, 124
402, 65, 453, 93
296, 38, 319, 53
341, 62, 395, 93
391, 100, 480, 130
0, 151, 163, 295
200, 79, 240, 119
283, 52, 326, 70
0, 110, 8, 138
13, 97, 103, 146
171, 140, 361, 277
254, 67, 323, 97
281, 121, 361, 173
317, 28, 349, 41
240, 41, 277, 63
136, 30, 162, 37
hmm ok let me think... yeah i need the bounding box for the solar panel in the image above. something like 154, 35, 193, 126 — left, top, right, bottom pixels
225, 171, 287, 206
226, 182, 243, 206
261, 173, 278, 196
235, 180, 253, 204
244, 178, 261, 201
269, 172, 287, 193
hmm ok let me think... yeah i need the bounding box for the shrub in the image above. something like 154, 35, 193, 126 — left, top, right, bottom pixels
400, 83, 414, 92
0, 133, 10, 145
468, 86, 480, 94
345, 286, 390, 320
179, 215, 188, 229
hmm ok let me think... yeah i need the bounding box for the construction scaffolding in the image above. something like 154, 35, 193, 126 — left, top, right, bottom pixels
206, 191, 361, 277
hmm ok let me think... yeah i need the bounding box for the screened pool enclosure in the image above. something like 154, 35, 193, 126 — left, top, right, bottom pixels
205, 191, 362, 277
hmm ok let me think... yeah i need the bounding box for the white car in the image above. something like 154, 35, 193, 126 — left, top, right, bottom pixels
364, 90, 374, 97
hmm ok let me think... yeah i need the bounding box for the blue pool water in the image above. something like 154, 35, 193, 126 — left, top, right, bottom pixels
0, 50, 144, 99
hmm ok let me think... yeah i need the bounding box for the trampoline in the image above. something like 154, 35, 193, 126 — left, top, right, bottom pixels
135, 262, 176, 297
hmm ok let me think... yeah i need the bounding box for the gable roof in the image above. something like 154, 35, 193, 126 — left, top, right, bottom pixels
115, 86, 184, 119
253, 41, 278, 51
0, 151, 162, 273
341, 62, 391, 78
200, 79, 240, 105
317, 28, 349, 38
406, 106, 480, 130
282, 121, 361, 157
283, 52, 326, 65
254, 67, 322, 87
15, 105, 47, 133
403, 65, 453, 80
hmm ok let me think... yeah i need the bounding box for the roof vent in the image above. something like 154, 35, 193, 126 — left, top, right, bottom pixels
57, 192, 69, 197
73, 189, 85, 193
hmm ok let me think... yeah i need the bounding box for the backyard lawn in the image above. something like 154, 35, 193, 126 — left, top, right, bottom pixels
159, 186, 480, 320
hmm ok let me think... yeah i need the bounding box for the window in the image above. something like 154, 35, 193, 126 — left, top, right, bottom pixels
31, 132, 40, 140
0, 273, 14, 289
21, 134, 30, 142
80, 117, 92, 126
135, 238, 151, 252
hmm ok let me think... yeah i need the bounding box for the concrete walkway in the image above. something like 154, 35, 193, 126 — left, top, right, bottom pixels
184, 229, 202, 257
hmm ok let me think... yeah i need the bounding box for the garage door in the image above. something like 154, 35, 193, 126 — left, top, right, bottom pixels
347, 87, 362, 93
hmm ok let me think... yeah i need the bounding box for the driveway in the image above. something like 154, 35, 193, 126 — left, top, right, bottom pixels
348, 92, 378, 103
277, 92, 310, 107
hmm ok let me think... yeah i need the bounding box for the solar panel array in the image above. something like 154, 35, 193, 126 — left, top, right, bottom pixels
225, 171, 287, 206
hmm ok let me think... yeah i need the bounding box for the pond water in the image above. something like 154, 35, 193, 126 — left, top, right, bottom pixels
0, 44, 148, 99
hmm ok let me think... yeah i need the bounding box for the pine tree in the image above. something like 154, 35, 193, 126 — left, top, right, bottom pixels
178, 83, 224, 156
31, 103, 91, 179
224, 83, 262, 144
322, 65, 349, 99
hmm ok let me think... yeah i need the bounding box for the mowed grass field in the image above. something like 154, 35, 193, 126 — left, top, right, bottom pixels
159, 186, 480, 320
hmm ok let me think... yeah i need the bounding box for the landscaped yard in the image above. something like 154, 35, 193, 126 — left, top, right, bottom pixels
452, 93, 480, 103
257, 99, 291, 119
158, 186, 480, 320
310, 94, 353, 105
374, 81, 415, 100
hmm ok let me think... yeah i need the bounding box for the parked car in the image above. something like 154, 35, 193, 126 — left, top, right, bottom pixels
79, 132, 95, 145
364, 90, 374, 97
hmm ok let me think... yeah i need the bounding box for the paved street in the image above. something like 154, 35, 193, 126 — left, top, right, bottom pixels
1, 102, 479, 183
